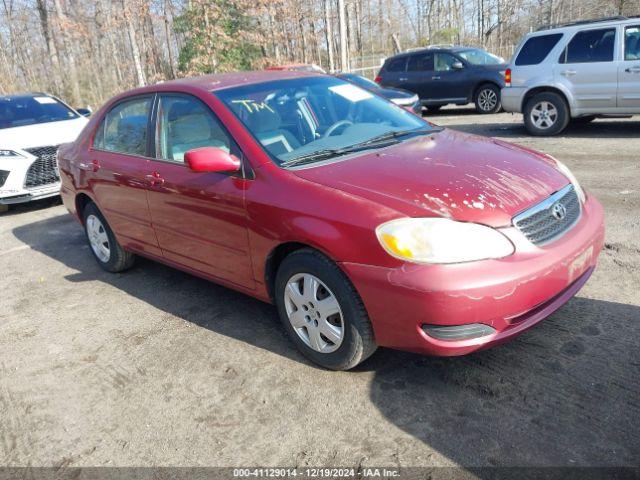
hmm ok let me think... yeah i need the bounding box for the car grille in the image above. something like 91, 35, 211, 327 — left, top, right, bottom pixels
24, 146, 60, 189
513, 184, 581, 246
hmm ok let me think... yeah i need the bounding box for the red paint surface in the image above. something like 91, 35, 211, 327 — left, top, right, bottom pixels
58, 72, 605, 356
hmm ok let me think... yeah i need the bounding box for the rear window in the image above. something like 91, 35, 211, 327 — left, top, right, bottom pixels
515, 33, 563, 66
407, 52, 434, 71
384, 57, 406, 72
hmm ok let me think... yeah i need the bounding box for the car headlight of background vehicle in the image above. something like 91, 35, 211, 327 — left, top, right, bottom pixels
376, 218, 514, 264
0, 150, 25, 157
551, 157, 586, 203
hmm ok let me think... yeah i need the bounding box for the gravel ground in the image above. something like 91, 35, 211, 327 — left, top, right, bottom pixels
0, 108, 638, 470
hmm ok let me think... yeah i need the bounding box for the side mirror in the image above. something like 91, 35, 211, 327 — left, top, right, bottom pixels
76, 107, 92, 117
452, 61, 464, 70
185, 147, 241, 173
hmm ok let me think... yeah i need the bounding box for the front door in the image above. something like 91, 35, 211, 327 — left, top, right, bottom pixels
146, 93, 254, 288
618, 24, 640, 109
555, 27, 618, 111
432, 53, 472, 102
90, 95, 161, 257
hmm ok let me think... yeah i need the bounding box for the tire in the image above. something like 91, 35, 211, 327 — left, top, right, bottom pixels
523, 92, 570, 136
475, 83, 501, 114
274, 248, 377, 370
83, 202, 135, 273
572, 115, 596, 124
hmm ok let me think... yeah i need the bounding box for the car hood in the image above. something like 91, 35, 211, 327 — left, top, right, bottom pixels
292, 128, 569, 227
0, 117, 88, 150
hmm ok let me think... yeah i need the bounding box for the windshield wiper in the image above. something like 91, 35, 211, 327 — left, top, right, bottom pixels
280, 127, 441, 168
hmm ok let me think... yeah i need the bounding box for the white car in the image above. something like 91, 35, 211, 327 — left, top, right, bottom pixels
0, 93, 89, 205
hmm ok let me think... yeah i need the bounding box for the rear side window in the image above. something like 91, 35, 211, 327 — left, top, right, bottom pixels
515, 33, 563, 66
625, 26, 640, 60
407, 53, 434, 71
94, 97, 152, 156
560, 28, 616, 63
384, 57, 406, 72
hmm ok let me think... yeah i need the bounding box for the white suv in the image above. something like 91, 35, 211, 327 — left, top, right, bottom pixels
0, 93, 89, 206
502, 16, 640, 135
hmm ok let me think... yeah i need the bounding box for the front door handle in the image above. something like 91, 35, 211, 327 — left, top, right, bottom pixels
431, 75, 441, 80
78, 159, 100, 172
561, 70, 577, 77
146, 172, 164, 186
625, 66, 640, 73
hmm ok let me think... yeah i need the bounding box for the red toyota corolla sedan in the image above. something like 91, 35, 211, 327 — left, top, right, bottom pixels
58, 71, 604, 370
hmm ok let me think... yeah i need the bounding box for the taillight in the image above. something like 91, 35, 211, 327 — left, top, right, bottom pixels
504, 68, 511, 87
374, 75, 382, 84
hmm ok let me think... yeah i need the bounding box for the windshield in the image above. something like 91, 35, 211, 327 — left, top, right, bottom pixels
216, 76, 431, 165
458, 49, 503, 65
0, 95, 78, 129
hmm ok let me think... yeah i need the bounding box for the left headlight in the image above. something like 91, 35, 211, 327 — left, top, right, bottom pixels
0, 150, 25, 158
552, 158, 586, 203
376, 217, 515, 264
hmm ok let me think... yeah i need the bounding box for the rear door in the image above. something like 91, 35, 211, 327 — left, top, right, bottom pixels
146, 93, 254, 288
617, 24, 640, 109
90, 95, 161, 257
555, 27, 618, 111
405, 52, 436, 101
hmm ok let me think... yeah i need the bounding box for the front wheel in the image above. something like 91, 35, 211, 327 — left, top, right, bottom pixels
523, 92, 570, 136
83, 202, 135, 272
274, 249, 377, 370
475, 84, 501, 114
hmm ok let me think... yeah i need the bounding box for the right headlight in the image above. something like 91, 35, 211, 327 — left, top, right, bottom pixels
376, 217, 515, 264
0, 150, 25, 157
550, 157, 586, 203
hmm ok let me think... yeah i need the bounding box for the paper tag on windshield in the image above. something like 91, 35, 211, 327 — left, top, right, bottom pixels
34, 96, 57, 104
329, 84, 373, 102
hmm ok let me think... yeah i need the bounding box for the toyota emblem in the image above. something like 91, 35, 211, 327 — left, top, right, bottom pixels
552, 202, 567, 220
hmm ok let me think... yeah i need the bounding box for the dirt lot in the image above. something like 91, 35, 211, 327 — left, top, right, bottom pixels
1, 109, 639, 470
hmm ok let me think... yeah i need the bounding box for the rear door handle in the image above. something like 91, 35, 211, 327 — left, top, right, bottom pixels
146, 172, 164, 186
398, 77, 408, 82
431, 75, 441, 80
625, 66, 640, 73
561, 70, 577, 77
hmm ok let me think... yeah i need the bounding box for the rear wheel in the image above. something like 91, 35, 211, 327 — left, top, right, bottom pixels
523, 92, 570, 136
475, 83, 501, 114
274, 249, 377, 370
83, 202, 135, 273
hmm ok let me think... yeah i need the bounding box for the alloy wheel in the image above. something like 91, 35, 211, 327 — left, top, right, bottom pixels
283, 273, 344, 353
478, 88, 498, 112
530, 101, 558, 129
86, 214, 110, 263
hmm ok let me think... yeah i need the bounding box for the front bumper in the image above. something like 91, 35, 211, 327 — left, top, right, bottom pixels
501, 86, 527, 113
340, 195, 605, 356
0, 150, 60, 204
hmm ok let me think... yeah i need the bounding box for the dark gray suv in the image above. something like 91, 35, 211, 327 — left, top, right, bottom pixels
375, 46, 507, 114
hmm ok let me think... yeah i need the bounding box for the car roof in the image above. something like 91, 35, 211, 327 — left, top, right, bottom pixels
386, 46, 479, 60
114, 70, 323, 100
531, 15, 640, 35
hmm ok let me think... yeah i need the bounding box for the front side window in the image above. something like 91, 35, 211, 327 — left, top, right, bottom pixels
435, 53, 460, 71
94, 97, 151, 156
625, 26, 640, 60
215, 76, 432, 166
0, 95, 78, 130
515, 33, 563, 66
407, 53, 434, 71
155, 95, 230, 163
560, 28, 616, 64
